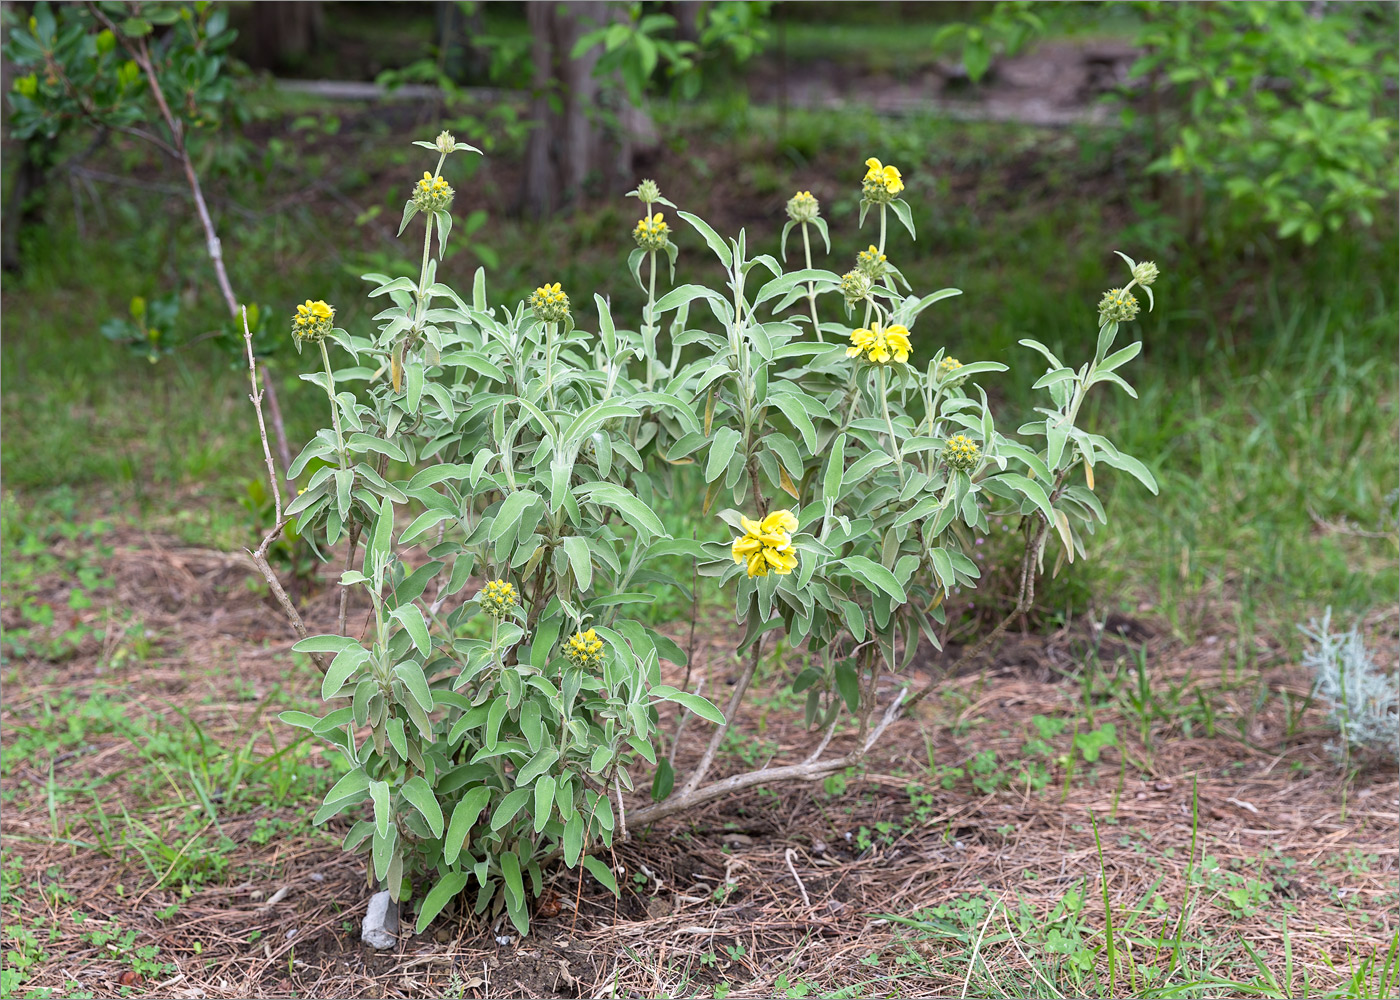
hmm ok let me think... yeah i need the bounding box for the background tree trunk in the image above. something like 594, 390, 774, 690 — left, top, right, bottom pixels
245, 2, 324, 72
519, 1, 654, 218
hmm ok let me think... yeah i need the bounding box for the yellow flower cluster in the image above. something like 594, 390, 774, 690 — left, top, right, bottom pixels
731, 509, 800, 578
856, 244, 888, 277
564, 628, 605, 670
633, 212, 671, 252
412, 171, 454, 212
847, 323, 912, 365
291, 299, 335, 343
480, 579, 517, 620
530, 282, 570, 323
862, 157, 904, 203
943, 434, 980, 472
786, 189, 820, 223
1097, 287, 1140, 324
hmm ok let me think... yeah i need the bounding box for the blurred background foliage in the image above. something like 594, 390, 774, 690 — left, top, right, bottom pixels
2, 0, 1396, 639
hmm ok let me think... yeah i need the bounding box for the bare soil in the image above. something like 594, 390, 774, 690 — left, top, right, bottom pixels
2, 526, 1396, 998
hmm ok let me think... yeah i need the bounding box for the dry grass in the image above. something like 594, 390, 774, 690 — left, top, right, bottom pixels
2, 527, 1396, 998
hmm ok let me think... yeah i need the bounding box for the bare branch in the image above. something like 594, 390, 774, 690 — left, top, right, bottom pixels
677, 634, 762, 799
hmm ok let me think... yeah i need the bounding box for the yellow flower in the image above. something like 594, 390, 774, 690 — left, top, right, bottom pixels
564, 627, 605, 669
731, 509, 800, 578
862, 157, 904, 202
856, 244, 888, 276
1097, 287, 1140, 324
480, 579, 517, 620
291, 299, 335, 343
846, 323, 912, 365
943, 434, 980, 472
412, 171, 454, 212
633, 212, 670, 251
530, 282, 570, 323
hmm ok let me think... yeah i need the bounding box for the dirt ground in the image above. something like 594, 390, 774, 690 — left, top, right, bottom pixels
2, 526, 1396, 998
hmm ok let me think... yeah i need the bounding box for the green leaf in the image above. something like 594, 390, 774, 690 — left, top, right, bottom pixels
372, 825, 398, 880
278, 711, 320, 731
293, 634, 363, 655
578, 483, 667, 539
485, 696, 508, 751
534, 775, 556, 834
582, 855, 620, 897
393, 659, 435, 713
834, 660, 860, 712
491, 490, 540, 542
322, 768, 370, 806
650, 685, 726, 724
491, 787, 532, 831
389, 604, 432, 657
321, 647, 370, 700
501, 850, 525, 909
705, 427, 743, 484
562, 536, 593, 591
564, 812, 584, 867
444, 786, 492, 866
388, 717, 409, 760
823, 433, 846, 501
370, 780, 390, 839
1096, 451, 1159, 495
415, 872, 469, 934
996, 473, 1055, 523
842, 556, 908, 603
651, 759, 675, 802
516, 747, 560, 788
677, 211, 733, 269
401, 776, 444, 838
889, 198, 917, 241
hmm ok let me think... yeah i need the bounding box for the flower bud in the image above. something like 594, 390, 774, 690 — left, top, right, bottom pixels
635, 178, 662, 204
530, 282, 570, 323
435, 130, 456, 154
291, 299, 334, 344
1097, 287, 1140, 324
786, 190, 820, 224
479, 579, 517, 620
942, 434, 980, 472
1131, 260, 1159, 287
633, 212, 671, 252
937, 355, 966, 387
856, 244, 888, 277
411, 171, 454, 213
840, 270, 873, 306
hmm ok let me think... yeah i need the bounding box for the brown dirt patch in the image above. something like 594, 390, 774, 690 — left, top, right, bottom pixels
2, 528, 1396, 997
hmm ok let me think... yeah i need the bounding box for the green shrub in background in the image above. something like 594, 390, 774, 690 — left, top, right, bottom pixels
939, 0, 1399, 245
253, 132, 1161, 937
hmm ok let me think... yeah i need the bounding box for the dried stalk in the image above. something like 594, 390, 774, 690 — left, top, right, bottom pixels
242, 312, 329, 675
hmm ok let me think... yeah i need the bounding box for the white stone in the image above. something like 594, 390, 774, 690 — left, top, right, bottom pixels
361, 891, 399, 949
